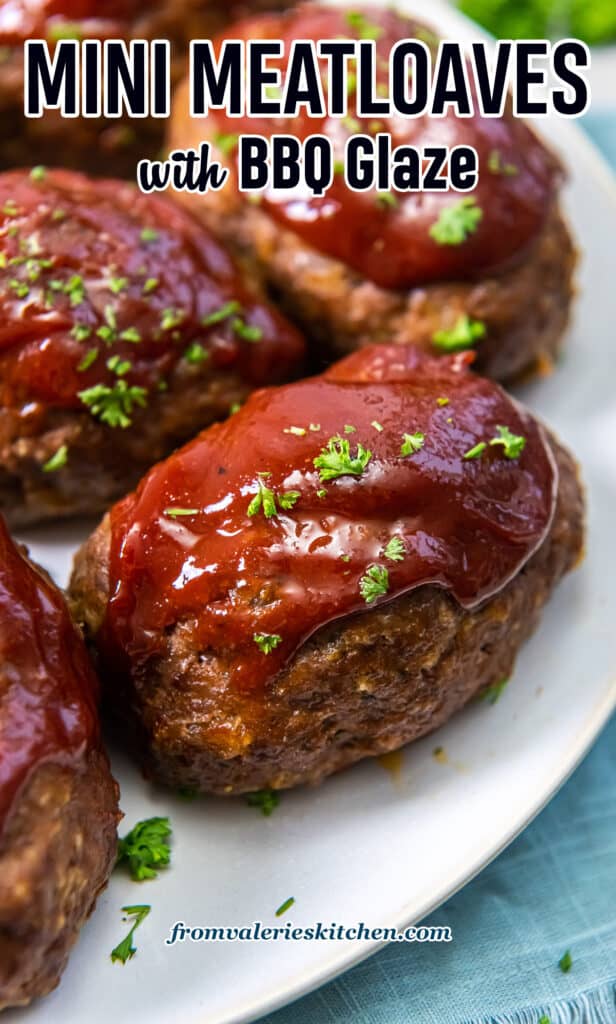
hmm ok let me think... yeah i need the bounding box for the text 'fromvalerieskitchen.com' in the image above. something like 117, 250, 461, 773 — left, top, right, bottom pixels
165, 921, 453, 945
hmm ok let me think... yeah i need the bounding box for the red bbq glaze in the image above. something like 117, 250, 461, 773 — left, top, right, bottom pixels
0, 515, 99, 833
0, 0, 139, 42
208, 4, 561, 290
0, 169, 304, 412
102, 345, 557, 694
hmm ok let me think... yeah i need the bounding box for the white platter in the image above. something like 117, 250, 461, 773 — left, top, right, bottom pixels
7, 2, 616, 1022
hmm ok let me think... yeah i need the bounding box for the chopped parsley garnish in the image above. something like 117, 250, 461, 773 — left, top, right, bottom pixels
275, 897, 295, 918
43, 445, 68, 473
314, 436, 372, 481
345, 10, 384, 39
116, 817, 172, 882
538, 1016, 551, 1024
214, 132, 240, 155
253, 633, 283, 654
111, 905, 151, 965
161, 307, 185, 331
344, 424, 356, 435
436, 397, 450, 407
165, 507, 199, 518
143, 277, 159, 294
120, 326, 141, 343
400, 432, 425, 456
9, 279, 29, 298
246, 789, 280, 816
77, 347, 98, 372
232, 318, 263, 343
317, 488, 327, 499
463, 441, 488, 460
107, 354, 131, 377
2, 200, 19, 217
429, 198, 483, 245
202, 300, 241, 327
48, 21, 82, 42
108, 275, 128, 294
558, 950, 572, 973
78, 380, 147, 429
489, 425, 526, 459
64, 274, 85, 306
71, 323, 92, 342
376, 191, 398, 210
140, 227, 159, 243
359, 564, 389, 604
247, 475, 300, 519
432, 315, 486, 353
184, 341, 209, 365
383, 537, 405, 562
487, 149, 518, 176
30, 165, 47, 182
477, 677, 509, 705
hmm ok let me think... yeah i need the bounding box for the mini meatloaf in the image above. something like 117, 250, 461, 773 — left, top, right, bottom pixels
69, 344, 585, 795
0, 167, 304, 527
0, 515, 119, 1010
0, 0, 296, 176
169, 3, 576, 384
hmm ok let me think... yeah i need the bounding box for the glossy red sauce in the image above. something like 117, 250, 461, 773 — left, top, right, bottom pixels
0, 169, 304, 412
207, 5, 561, 290
0, 0, 139, 42
102, 345, 557, 694
0, 516, 99, 833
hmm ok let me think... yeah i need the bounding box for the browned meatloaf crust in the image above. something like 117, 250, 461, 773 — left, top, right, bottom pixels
69, 437, 584, 795
0, 361, 284, 528
0, 753, 120, 1010
172, 181, 576, 384
0, 0, 297, 176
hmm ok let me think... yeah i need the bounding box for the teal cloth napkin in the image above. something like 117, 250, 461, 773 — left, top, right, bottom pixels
260, 116, 616, 1024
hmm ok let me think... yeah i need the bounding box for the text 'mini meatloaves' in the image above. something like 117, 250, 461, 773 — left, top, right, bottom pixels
0, 0, 297, 175
0, 166, 304, 527
170, 3, 577, 383
0, 515, 119, 1010
69, 345, 584, 795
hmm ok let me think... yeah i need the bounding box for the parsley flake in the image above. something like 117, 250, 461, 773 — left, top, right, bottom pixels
140, 227, 159, 243
254, 633, 283, 654
202, 300, 241, 327
345, 10, 384, 39
400, 432, 425, 456
489, 425, 526, 459
383, 537, 405, 562
430, 198, 483, 245
246, 789, 280, 816
214, 132, 240, 155
111, 905, 151, 965
77, 347, 98, 372
477, 677, 509, 705
275, 897, 295, 917
463, 441, 487, 460
184, 341, 209, 365
247, 476, 300, 519
78, 380, 147, 428
558, 950, 572, 973
116, 817, 172, 882
314, 436, 372, 482
43, 445, 68, 473
165, 507, 199, 518
432, 315, 486, 352
359, 564, 389, 604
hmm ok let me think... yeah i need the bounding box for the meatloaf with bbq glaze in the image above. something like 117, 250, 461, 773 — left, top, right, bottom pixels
0, 515, 120, 1010
0, 167, 304, 527
169, 3, 576, 384
69, 345, 584, 794
0, 0, 296, 176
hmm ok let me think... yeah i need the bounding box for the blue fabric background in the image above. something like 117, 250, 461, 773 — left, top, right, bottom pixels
260, 116, 616, 1024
